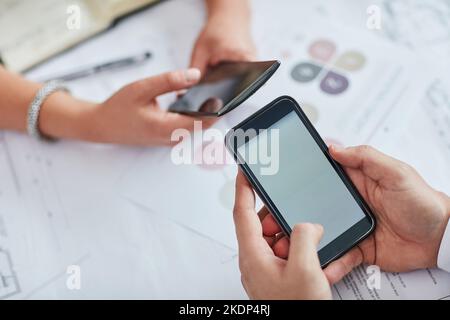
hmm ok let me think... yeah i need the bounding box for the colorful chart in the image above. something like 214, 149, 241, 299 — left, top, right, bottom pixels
308, 39, 336, 62
291, 39, 366, 96
320, 71, 349, 95
291, 62, 323, 83
300, 103, 319, 124
335, 51, 366, 71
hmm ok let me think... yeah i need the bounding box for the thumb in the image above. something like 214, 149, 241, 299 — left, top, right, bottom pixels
287, 223, 323, 270
329, 144, 406, 183
323, 247, 363, 284
190, 48, 209, 75
135, 68, 202, 100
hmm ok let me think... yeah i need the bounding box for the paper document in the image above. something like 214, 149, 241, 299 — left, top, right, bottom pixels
1, 0, 449, 299
0, 0, 158, 72
333, 265, 450, 300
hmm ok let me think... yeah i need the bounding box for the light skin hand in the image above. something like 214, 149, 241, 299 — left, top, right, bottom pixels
262, 145, 450, 285
233, 171, 332, 300
191, 0, 256, 74
65, 68, 216, 146
0, 66, 216, 145
326, 145, 450, 282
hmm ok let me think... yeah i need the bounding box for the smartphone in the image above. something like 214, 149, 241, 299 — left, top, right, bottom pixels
168, 60, 280, 117
225, 96, 375, 267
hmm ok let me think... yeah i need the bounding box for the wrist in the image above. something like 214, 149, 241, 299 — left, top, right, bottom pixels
206, 0, 251, 27
436, 191, 450, 271
433, 191, 450, 262
439, 191, 450, 226
39, 91, 97, 141
446, 193, 450, 220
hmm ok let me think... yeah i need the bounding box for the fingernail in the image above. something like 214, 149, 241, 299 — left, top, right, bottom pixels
185, 68, 201, 82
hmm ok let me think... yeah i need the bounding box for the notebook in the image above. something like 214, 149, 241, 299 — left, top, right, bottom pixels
0, 0, 159, 72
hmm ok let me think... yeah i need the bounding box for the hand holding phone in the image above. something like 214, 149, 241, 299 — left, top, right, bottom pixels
233, 171, 333, 300
228, 96, 450, 301
226, 96, 376, 267
169, 60, 280, 117
233, 144, 450, 298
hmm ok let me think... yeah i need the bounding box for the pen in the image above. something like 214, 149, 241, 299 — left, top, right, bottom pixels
40, 51, 152, 82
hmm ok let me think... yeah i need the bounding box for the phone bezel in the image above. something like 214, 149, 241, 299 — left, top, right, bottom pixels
225, 95, 376, 267
169, 60, 281, 117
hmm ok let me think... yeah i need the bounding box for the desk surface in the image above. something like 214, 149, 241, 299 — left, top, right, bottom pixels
1, 0, 450, 299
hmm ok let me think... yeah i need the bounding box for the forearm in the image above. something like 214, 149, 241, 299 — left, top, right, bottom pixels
205, 0, 251, 26
0, 67, 95, 140
0, 67, 40, 132
436, 191, 450, 272
445, 195, 450, 218
444, 192, 450, 227
439, 191, 450, 225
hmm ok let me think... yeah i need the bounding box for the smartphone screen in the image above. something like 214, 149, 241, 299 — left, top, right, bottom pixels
236, 110, 368, 250
169, 60, 279, 116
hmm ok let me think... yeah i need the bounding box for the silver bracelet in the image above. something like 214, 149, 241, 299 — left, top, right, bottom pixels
27, 80, 69, 141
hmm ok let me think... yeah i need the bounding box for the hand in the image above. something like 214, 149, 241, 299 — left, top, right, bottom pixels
40, 68, 216, 145
262, 145, 450, 284
190, 12, 256, 73
233, 171, 332, 300
326, 145, 450, 281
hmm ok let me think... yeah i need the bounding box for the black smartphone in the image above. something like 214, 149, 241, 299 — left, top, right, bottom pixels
168, 60, 280, 117
225, 96, 375, 267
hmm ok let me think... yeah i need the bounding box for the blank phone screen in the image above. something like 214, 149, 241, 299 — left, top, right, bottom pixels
169, 61, 276, 114
237, 111, 366, 249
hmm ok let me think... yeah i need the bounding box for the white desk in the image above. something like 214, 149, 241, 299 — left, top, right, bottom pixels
1, 0, 449, 299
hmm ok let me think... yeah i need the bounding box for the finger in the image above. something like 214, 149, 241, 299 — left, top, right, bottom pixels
329, 144, 406, 182
233, 171, 267, 256
135, 69, 202, 100
190, 48, 209, 75
261, 214, 282, 237
257, 206, 270, 222
176, 89, 188, 99
341, 167, 371, 200
211, 49, 256, 66
287, 223, 323, 270
272, 235, 289, 259
263, 235, 275, 247
323, 247, 363, 284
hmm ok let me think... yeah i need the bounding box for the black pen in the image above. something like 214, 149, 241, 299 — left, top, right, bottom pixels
41, 51, 152, 82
